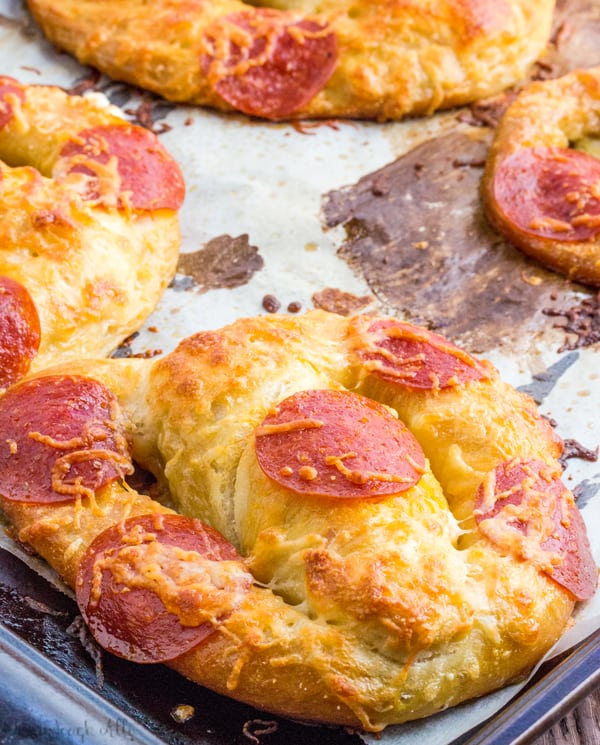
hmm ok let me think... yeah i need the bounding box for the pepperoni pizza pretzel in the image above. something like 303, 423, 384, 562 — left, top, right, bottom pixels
24, 0, 555, 120
0, 77, 185, 391
0, 311, 595, 731
481, 66, 600, 286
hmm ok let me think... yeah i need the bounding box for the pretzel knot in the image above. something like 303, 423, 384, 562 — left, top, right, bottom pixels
0, 310, 595, 731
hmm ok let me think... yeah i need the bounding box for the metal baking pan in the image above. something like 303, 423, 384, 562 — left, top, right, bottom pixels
1, 544, 600, 745
458, 628, 600, 745
0, 546, 365, 745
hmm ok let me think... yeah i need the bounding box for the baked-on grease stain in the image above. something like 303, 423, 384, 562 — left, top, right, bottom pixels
322, 129, 593, 354
176, 234, 264, 293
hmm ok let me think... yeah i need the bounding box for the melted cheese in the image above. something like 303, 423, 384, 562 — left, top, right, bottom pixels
203, 13, 331, 83
529, 216, 572, 233
475, 464, 568, 574
255, 417, 324, 437
52, 151, 124, 210
91, 533, 252, 628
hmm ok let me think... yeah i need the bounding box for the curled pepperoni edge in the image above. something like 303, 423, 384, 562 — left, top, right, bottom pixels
491, 146, 600, 244
0, 275, 41, 389
203, 9, 338, 120
474, 458, 597, 602
56, 123, 185, 212
76, 514, 250, 664
255, 388, 426, 499
356, 318, 489, 391
0, 374, 132, 504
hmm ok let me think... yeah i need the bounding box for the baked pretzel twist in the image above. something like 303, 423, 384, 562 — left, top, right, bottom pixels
482, 66, 600, 286
25, 0, 555, 121
0, 310, 595, 731
0, 77, 185, 390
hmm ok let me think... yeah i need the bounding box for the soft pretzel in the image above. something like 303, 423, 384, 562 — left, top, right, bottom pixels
481, 66, 600, 286
0, 76, 185, 390
24, 0, 555, 121
0, 310, 595, 732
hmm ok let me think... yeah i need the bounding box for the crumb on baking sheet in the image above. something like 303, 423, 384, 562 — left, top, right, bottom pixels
543, 290, 600, 352
63, 70, 102, 96
170, 704, 195, 724
125, 97, 173, 134
312, 287, 373, 316
456, 91, 517, 128
262, 294, 281, 313
291, 119, 344, 136
242, 719, 278, 743
111, 332, 162, 359
560, 438, 599, 468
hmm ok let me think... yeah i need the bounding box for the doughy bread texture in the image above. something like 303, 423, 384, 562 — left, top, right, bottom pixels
0, 311, 596, 732
481, 66, 600, 286
0, 76, 184, 390
25, 0, 556, 121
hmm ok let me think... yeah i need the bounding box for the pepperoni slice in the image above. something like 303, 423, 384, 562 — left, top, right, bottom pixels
0, 276, 41, 389
202, 9, 338, 119
475, 459, 597, 601
255, 389, 425, 498
0, 375, 133, 504
354, 318, 489, 390
491, 147, 600, 242
76, 514, 252, 663
56, 124, 185, 211
0, 76, 25, 130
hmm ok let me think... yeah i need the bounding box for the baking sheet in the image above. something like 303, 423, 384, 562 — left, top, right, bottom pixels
1, 0, 600, 743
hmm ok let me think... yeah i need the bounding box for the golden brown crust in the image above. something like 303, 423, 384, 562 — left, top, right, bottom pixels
25, 0, 555, 121
0, 78, 183, 377
481, 66, 600, 285
0, 311, 591, 732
